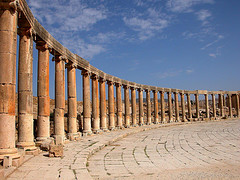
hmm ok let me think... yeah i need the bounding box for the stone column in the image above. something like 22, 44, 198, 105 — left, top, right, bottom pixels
67, 63, 78, 139
107, 81, 115, 130
153, 90, 159, 124
146, 89, 151, 125
180, 92, 186, 122
212, 94, 216, 118
82, 70, 92, 135
219, 94, 224, 117
174, 92, 179, 122
0, 1, 18, 157
131, 87, 137, 126
160, 91, 165, 123
17, 26, 35, 149
36, 41, 50, 142
187, 93, 192, 119
138, 89, 144, 125
195, 94, 200, 119
116, 83, 123, 128
236, 94, 240, 117
228, 94, 232, 118
100, 78, 107, 131
205, 94, 209, 119
91, 75, 100, 133
54, 55, 66, 144
124, 85, 130, 127
167, 92, 172, 123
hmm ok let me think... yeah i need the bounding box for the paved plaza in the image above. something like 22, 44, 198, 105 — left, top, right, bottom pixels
7, 119, 240, 180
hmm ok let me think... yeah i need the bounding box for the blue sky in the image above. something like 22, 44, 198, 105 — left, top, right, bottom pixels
25, 0, 240, 100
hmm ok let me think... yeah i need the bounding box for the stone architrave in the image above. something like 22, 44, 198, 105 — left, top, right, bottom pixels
82, 70, 92, 135
0, 0, 19, 158
116, 83, 123, 128
167, 92, 172, 123
180, 92, 186, 122
100, 78, 107, 131
146, 89, 151, 125
187, 93, 192, 119
36, 41, 50, 142
17, 25, 35, 149
195, 94, 200, 119
124, 85, 130, 127
138, 89, 144, 126
107, 81, 115, 130
174, 92, 179, 122
228, 94, 232, 118
67, 63, 78, 139
131, 87, 137, 126
160, 91, 165, 123
153, 90, 159, 124
91, 75, 100, 133
205, 94, 210, 119
212, 94, 216, 118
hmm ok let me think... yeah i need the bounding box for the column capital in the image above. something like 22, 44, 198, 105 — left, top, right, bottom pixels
53, 55, 68, 63
115, 82, 122, 87
66, 62, 77, 69
137, 88, 143, 92
130, 87, 136, 90
81, 69, 90, 77
99, 77, 106, 83
123, 85, 129, 89
17, 27, 32, 37
36, 41, 52, 52
0, 0, 19, 12
145, 89, 150, 92
107, 80, 114, 85
90, 74, 99, 80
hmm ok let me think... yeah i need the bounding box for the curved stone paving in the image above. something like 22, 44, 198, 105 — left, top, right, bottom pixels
88, 119, 240, 180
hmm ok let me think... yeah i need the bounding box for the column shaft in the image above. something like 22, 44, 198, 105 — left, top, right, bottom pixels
116, 84, 123, 128
228, 94, 232, 118
82, 70, 92, 134
138, 89, 144, 125
174, 92, 179, 122
181, 93, 186, 122
187, 94, 192, 119
219, 94, 224, 117
36, 41, 50, 141
205, 94, 209, 119
212, 94, 216, 118
167, 92, 172, 122
154, 91, 159, 124
100, 79, 107, 130
67, 65, 78, 137
91, 75, 100, 133
236, 94, 240, 117
131, 88, 137, 126
195, 94, 200, 119
124, 86, 130, 127
146, 90, 151, 125
17, 27, 35, 148
160, 91, 165, 123
0, 2, 18, 156
108, 81, 115, 130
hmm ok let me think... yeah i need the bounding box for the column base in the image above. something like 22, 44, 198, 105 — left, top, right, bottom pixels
0, 148, 18, 159
109, 127, 115, 131
92, 129, 101, 134
16, 141, 36, 149
68, 133, 80, 141
54, 135, 65, 145
146, 123, 151, 125
82, 130, 92, 136
124, 125, 130, 128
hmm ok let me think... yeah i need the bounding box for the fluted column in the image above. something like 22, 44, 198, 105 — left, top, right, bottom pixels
138, 89, 144, 126
116, 83, 123, 128
174, 92, 179, 122
153, 90, 159, 124
0, 1, 18, 157
131, 87, 137, 126
17, 26, 35, 149
228, 94, 232, 118
36, 41, 50, 142
146, 89, 151, 125
100, 78, 107, 131
167, 92, 172, 123
82, 70, 92, 135
160, 91, 165, 123
195, 94, 200, 119
187, 93, 192, 119
180, 92, 186, 122
205, 94, 209, 119
212, 94, 216, 118
107, 81, 115, 130
67, 63, 78, 139
124, 85, 130, 127
91, 75, 100, 133
236, 94, 240, 117
219, 94, 224, 117
54, 55, 66, 144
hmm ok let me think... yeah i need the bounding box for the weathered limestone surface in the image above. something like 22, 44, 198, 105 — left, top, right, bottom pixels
146, 90, 151, 125
116, 83, 123, 128
180, 92, 186, 122
195, 94, 200, 119
160, 91, 165, 123
205, 94, 210, 119
108, 81, 115, 130
138, 89, 144, 125
212, 94, 216, 118
124, 86, 130, 127
131, 88, 137, 126
174, 92, 179, 122
187, 93, 192, 119
167, 92, 172, 123
100, 78, 107, 131
153, 90, 159, 124
91, 75, 100, 133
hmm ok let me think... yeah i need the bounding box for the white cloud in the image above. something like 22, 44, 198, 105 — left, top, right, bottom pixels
201, 35, 224, 50
90, 32, 126, 44
208, 46, 222, 58
166, 0, 214, 13
196, 9, 211, 21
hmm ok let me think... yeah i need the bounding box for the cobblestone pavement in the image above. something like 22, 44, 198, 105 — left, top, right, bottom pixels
7, 119, 240, 180
88, 120, 240, 180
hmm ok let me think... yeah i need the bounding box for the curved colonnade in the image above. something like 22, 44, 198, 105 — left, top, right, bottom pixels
0, 0, 239, 165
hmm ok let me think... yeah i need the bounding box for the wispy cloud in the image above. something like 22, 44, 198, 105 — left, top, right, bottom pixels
89, 32, 126, 44
166, 0, 214, 13
209, 46, 223, 58
196, 9, 211, 26
154, 68, 194, 79
201, 35, 224, 50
